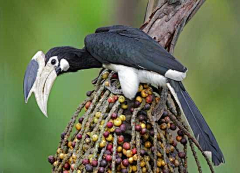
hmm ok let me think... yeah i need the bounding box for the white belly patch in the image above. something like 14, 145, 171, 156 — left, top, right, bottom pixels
103, 64, 167, 99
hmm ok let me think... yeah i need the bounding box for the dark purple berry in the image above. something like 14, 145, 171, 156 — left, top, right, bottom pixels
180, 138, 187, 145
178, 152, 186, 158
115, 128, 122, 135
48, 155, 55, 164
100, 159, 107, 167
98, 167, 105, 173
61, 132, 66, 139
144, 104, 151, 110
86, 90, 93, 97
85, 164, 93, 172
170, 123, 176, 130
116, 158, 122, 165
177, 130, 184, 136
122, 169, 128, 173
78, 117, 84, 123
120, 124, 126, 132
138, 114, 145, 121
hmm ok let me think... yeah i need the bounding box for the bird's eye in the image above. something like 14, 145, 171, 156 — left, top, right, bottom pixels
51, 59, 56, 65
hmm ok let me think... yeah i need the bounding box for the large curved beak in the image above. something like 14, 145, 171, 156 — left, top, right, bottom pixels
23, 51, 57, 117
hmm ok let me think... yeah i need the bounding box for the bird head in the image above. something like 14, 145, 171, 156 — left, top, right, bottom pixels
23, 47, 81, 117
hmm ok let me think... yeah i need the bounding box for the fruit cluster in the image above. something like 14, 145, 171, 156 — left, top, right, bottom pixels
48, 71, 189, 173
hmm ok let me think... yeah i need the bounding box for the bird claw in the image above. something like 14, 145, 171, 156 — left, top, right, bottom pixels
105, 86, 123, 95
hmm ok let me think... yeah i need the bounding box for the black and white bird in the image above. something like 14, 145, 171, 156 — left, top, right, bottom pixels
23, 25, 224, 166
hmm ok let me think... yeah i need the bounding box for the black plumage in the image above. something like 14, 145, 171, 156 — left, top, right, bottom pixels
85, 25, 187, 76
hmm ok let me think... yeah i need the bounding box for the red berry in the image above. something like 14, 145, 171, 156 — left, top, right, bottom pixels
107, 122, 113, 128
123, 142, 130, 150
140, 128, 147, 135
146, 95, 153, 103
82, 159, 89, 165
122, 159, 129, 167
85, 101, 91, 109
64, 162, 70, 170
107, 144, 113, 151
111, 113, 118, 119
108, 97, 115, 103
103, 131, 110, 138
118, 135, 124, 143
135, 125, 142, 132
132, 148, 137, 155
77, 134, 82, 140
106, 155, 112, 162
113, 95, 118, 101
112, 73, 118, 79
91, 160, 98, 167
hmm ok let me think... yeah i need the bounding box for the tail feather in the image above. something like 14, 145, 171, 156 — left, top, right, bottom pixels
169, 80, 225, 166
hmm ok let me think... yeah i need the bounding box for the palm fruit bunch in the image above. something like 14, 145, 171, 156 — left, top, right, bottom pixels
48, 70, 197, 173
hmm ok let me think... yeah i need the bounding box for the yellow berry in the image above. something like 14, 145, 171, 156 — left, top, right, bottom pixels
136, 96, 142, 103
102, 72, 109, 79
118, 96, 125, 103
57, 148, 62, 154
142, 167, 147, 173
128, 157, 134, 164
99, 140, 107, 148
117, 146, 122, 152
95, 112, 102, 118
59, 153, 65, 159
132, 165, 137, 171
106, 134, 113, 141
145, 156, 150, 162
141, 89, 148, 97
119, 115, 126, 121
93, 117, 99, 123
100, 120, 105, 125
109, 127, 115, 132
126, 150, 132, 157
121, 104, 128, 109
144, 141, 152, 148
133, 154, 138, 161
72, 154, 77, 159
53, 161, 58, 167
75, 123, 82, 130
140, 160, 146, 167
113, 118, 122, 127
161, 160, 166, 166
157, 159, 162, 167
138, 85, 143, 92
140, 123, 146, 129
92, 134, 98, 142
104, 81, 110, 87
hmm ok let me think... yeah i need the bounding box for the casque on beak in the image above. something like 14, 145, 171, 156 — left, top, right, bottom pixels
23, 51, 58, 117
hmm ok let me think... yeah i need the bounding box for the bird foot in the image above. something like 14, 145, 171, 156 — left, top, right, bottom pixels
105, 86, 123, 95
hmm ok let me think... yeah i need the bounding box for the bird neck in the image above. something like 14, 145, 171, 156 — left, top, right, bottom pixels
73, 48, 102, 71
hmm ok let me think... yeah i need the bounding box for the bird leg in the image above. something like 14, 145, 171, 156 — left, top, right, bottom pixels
152, 86, 168, 121
105, 72, 123, 95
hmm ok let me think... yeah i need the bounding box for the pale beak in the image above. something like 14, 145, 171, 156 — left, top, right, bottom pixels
23, 51, 57, 117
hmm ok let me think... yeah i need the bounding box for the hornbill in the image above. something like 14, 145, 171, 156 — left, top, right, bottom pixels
23, 25, 224, 166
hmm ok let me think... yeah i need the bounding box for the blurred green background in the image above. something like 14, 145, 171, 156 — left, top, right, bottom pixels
1, 0, 240, 172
